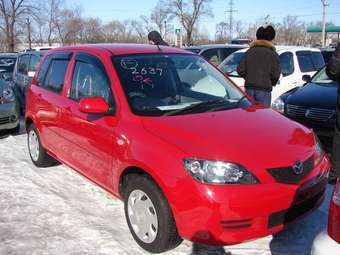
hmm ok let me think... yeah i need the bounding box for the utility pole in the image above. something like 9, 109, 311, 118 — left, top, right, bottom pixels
321, 0, 329, 47
225, 0, 237, 41
26, 17, 32, 50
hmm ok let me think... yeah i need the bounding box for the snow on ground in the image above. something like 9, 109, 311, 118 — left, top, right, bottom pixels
0, 129, 334, 255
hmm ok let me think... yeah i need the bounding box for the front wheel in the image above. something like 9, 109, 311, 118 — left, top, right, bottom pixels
27, 124, 57, 167
124, 174, 182, 253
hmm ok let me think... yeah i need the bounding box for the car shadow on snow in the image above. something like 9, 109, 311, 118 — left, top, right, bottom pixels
269, 184, 333, 255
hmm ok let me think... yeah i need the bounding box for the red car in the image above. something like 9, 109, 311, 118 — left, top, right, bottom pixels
312, 178, 340, 254
25, 44, 330, 253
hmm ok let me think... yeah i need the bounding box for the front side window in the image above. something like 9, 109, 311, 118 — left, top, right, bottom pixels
297, 51, 325, 73
42, 59, 69, 93
219, 52, 244, 77
70, 61, 113, 105
17, 55, 30, 74
279, 52, 294, 77
112, 54, 250, 116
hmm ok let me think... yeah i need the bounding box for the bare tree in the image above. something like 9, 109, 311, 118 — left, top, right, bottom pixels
45, 0, 63, 46
150, 0, 173, 37
0, 0, 37, 52
82, 18, 104, 43
167, 0, 212, 45
215, 21, 229, 42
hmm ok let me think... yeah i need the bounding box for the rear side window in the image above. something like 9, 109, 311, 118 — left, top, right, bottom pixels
37, 55, 52, 86
29, 55, 40, 72
279, 52, 294, 76
17, 55, 30, 74
70, 61, 113, 104
201, 48, 219, 65
297, 51, 325, 73
42, 59, 70, 93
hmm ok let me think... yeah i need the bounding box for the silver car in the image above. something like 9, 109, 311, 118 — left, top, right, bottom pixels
0, 79, 19, 132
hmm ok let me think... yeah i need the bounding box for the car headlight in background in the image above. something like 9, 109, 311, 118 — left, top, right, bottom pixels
313, 133, 325, 166
184, 159, 259, 185
271, 97, 285, 113
2, 87, 15, 103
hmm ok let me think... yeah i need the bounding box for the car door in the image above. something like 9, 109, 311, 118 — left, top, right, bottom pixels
30, 52, 72, 154
13, 54, 30, 110
59, 52, 116, 190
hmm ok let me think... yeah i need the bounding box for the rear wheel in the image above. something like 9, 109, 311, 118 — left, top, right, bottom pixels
124, 174, 182, 253
27, 124, 57, 167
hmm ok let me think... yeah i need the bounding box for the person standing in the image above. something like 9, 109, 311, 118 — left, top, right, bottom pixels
326, 43, 340, 184
237, 26, 281, 107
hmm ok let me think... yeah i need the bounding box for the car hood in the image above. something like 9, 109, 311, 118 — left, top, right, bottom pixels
286, 82, 338, 110
142, 106, 314, 173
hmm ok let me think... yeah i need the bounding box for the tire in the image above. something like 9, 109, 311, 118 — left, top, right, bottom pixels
27, 124, 57, 167
124, 174, 182, 253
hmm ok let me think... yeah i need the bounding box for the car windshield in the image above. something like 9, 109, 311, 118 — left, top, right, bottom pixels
219, 52, 244, 77
112, 54, 250, 116
311, 67, 336, 85
0, 57, 16, 72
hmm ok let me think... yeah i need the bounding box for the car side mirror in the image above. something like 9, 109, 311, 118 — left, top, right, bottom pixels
79, 97, 109, 114
302, 75, 311, 83
28, 71, 35, 78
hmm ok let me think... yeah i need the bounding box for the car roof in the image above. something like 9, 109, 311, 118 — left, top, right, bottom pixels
233, 46, 322, 54
18, 50, 47, 57
184, 44, 247, 51
50, 43, 193, 56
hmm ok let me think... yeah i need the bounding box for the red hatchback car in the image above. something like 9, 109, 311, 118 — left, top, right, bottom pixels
25, 44, 330, 253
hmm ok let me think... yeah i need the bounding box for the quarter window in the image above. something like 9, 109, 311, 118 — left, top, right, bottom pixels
70, 61, 113, 105
42, 59, 69, 93
279, 52, 294, 76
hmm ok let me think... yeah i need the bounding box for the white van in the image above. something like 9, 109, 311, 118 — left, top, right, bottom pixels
218, 46, 325, 101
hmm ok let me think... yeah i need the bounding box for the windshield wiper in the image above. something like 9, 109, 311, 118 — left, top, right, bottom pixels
206, 96, 248, 112
164, 99, 237, 116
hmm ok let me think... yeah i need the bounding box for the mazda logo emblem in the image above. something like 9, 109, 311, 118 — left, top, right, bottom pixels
293, 161, 304, 175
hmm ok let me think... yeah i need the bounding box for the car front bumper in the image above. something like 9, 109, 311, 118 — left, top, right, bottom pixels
0, 101, 20, 130
311, 231, 340, 255
171, 155, 330, 246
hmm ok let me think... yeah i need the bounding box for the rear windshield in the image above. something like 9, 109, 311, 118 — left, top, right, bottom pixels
296, 51, 325, 73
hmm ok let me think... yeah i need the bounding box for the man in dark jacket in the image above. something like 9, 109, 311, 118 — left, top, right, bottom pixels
148, 31, 169, 46
326, 43, 340, 184
237, 26, 281, 107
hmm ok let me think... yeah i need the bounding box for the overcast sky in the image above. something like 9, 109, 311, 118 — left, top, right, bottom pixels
68, 0, 340, 36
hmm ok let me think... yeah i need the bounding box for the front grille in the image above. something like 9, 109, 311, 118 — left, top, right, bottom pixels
0, 116, 10, 125
286, 104, 336, 122
267, 156, 314, 184
268, 190, 325, 228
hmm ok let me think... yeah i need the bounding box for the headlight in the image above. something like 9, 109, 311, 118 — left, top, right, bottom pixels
271, 97, 285, 113
2, 87, 15, 103
313, 133, 324, 166
184, 159, 259, 185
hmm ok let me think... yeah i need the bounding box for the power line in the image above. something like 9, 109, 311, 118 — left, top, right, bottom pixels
225, 0, 237, 40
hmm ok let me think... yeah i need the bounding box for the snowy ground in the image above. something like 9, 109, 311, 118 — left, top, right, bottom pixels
0, 127, 335, 255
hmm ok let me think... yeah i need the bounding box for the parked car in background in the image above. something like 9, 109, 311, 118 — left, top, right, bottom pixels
0, 78, 20, 133
231, 38, 252, 45
219, 46, 325, 101
312, 178, 340, 255
13, 50, 46, 113
320, 48, 335, 64
272, 67, 337, 151
184, 44, 247, 66
26, 44, 330, 253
